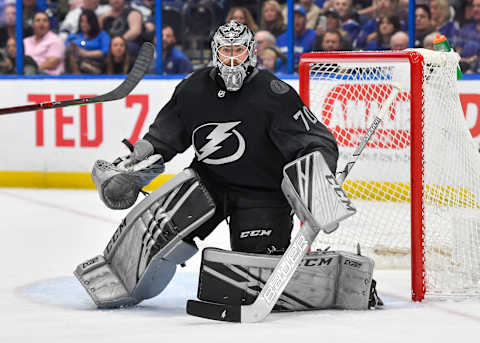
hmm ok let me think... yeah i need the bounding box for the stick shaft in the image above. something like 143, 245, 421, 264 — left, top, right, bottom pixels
0, 42, 154, 116
336, 85, 400, 184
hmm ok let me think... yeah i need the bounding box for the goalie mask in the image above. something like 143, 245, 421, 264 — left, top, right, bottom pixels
212, 20, 257, 92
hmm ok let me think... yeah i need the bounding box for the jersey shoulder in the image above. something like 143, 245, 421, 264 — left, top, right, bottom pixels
253, 69, 298, 99
174, 66, 215, 95
251, 69, 303, 114
247, 70, 306, 122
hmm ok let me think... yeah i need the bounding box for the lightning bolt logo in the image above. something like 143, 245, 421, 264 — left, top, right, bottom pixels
193, 121, 246, 165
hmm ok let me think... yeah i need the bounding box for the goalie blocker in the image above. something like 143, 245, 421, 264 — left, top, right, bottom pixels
196, 247, 381, 311
74, 169, 216, 308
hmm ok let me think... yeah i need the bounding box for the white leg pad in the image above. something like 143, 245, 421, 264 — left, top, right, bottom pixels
74, 169, 215, 308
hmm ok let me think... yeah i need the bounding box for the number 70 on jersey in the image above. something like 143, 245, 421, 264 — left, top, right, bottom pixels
293, 106, 318, 131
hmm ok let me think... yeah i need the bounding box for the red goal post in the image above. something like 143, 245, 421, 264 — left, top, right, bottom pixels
298, 50, 480, 301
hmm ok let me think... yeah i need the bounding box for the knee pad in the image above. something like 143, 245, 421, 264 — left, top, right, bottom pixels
74, 169, 216, 308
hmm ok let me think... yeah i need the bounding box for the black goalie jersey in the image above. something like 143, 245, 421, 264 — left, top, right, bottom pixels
143, 67, 338, 207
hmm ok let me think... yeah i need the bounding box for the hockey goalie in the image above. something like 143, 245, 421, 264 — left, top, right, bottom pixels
74, 20, 381, 313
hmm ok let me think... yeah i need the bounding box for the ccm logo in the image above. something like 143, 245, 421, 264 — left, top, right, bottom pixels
325, 174, 355, 212
240, 229, 272, 238
300, 257, 333, 267
344, 259, 362, 268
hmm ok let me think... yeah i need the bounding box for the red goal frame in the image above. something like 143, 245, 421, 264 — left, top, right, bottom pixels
298, 51, 426, 301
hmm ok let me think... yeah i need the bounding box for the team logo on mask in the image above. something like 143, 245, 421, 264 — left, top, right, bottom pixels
192, 121, 246, 165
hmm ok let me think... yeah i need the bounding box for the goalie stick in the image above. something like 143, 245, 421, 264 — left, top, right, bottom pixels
0, 42, 154, 116
186, 83, 402, 323
336, 83, 402, 184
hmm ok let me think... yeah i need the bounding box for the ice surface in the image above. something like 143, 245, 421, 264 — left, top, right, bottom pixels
1, 188, 479, 343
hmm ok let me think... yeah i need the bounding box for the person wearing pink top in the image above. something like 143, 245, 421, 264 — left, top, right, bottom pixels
24, 11, 65, 75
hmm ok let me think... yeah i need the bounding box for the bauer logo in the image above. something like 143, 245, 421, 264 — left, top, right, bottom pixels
262, 234, 309, 304
240, 229, 272, 238
319, 84, 409, 148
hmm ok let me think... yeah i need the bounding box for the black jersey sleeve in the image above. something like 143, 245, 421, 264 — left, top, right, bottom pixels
143, 80, 191, 163
268, 81, 339, 174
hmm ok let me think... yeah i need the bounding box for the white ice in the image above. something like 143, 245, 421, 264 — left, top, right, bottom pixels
1, 188, 479, 343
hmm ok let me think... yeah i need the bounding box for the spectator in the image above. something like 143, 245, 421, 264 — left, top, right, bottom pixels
0, 3, 15, 48
158, 25, 193, 75
414, 4, 434, 48
356, 0, 401, 49
255, 30, 276, 69
456, 0, 480, 73
105, 35, 132, 74
225, 7, 258, 32
65, 9, 110, 74
59, 0, 111, 42
132, 0, 154, 40
320, 29, 342, 51
23, 0, 37, 37
390, 30, 408, 50
430, 0, 458, 46
24, 11, 65, 75
333, 0, 361, 43
454, 0, 474, 28
283, 0, 322, 30
0, 37, 38, 74
364, 14, 401, 50
456, 0, 480, 53
130, 0, 152, 22
301, 0, 323, 29
276, 5, 316, 70
261, 45, 287, 73
23, 0, 58, 36
100, 0, 143, 56
0, 0, 14, 26
260, 0, 285, 37
314, 9, 353, 50
423, 31, 440, 50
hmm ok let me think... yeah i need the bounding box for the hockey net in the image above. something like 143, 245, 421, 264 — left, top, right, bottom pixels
299, 49, 480, 301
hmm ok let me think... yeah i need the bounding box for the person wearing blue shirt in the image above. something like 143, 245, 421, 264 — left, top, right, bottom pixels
152, 25, 193, 75
456, 0, 480, 73
276, 5, 316, 71
65, 9, 110, 74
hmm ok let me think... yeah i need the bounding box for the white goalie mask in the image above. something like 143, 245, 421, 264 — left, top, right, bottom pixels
211, 20, 257, 92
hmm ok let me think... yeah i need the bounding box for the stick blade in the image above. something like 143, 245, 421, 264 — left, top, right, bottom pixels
186, 300, 241, 322
94, 42, 155, 102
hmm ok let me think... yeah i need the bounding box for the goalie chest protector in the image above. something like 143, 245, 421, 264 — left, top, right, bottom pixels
196, 247, 375, 311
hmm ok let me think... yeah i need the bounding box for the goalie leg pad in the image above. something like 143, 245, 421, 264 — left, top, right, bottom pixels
196, 247, 375, 312
74, 169, 216, 308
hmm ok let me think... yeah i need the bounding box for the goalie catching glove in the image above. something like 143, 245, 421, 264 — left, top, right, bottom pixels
92, 139, 165, 209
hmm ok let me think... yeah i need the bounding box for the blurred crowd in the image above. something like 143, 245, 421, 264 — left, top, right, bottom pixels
0, 0, 479, 75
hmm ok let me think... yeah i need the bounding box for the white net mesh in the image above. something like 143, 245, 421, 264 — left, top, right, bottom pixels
303, 49, 480, 298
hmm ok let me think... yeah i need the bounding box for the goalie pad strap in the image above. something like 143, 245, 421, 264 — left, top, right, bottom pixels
74, 169, 216, 308
196, 247, 375, 311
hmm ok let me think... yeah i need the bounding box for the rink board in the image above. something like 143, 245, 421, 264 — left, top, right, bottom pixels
0, 78, 480, 189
